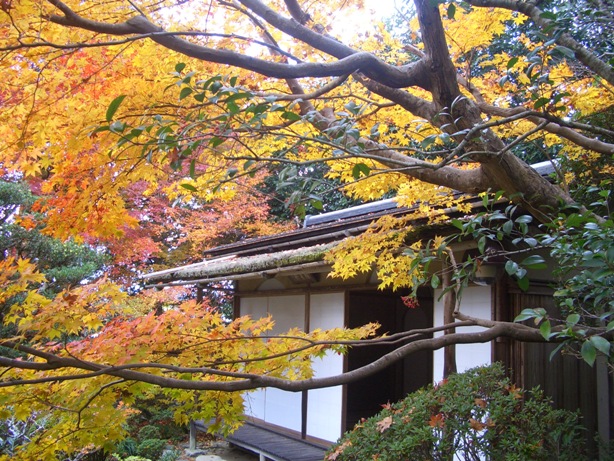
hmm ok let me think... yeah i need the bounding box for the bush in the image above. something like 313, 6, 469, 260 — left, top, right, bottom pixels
138, 425, 162, 441
136, 438, 167, 461
326, 364, 587, 461
115, 437, 138, 458
159, 447, 182, 461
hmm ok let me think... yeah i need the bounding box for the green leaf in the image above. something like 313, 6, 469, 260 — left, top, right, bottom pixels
549, 342, 567, 361
517, 275, 530, 292
581, 340, 597, 366
540, 320, 552, 340
502, 220, 513, 235
179, 87, 193, 100
352, 163, 371, 179
175, 62, 186, 73
553, 46, 575, 59
421, 135, 437, 149
506, 57, 519, 69
534, 97, 550, 109
566, 313, 580, 327
515, 215, 533, 224
505, 260, 518, 276
106, 95, 127, 122
281, 111, 301, 121
539, 11, 557, 20
520, 255, 547, 269
451, 219, 463, 231
477, 236, 486, 254
109, 120, 126, 133
189, 159, 196, 179
180, 183, 197, 192
590, 336, 611, 356
431, 274, 440, 289
310, 199, 323, 211
607, 320, 614, 332
90, 125, 110, 136
447, 3, 456, 19
515, 308, 538, 322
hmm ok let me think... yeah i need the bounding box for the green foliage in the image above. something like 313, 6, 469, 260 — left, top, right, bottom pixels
136, 439, 166, 461
112, 395, 187, 461
407, 183, 613, 366
115, 438, 139, 458
326, 364, 587, 461
138, 425, 162, 441
0, 181, 34, 224
516, 188, 613, 365
158, 448, 182, 461
260, 162, 361, 221
0, 180, 108, 295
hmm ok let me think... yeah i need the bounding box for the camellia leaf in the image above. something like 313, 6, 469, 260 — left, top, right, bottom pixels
106, 95, 127, 122
539, 320, 552, 340
515, 308, 537, 322
352, 163, 371, 179
581, 340, 596, 366
520, 255, 547, 269
517, 275, 530, 292
447, 3, 456, 19
180, 183, 197, 192
589, 336, 611, 356
566, 313, 580, 327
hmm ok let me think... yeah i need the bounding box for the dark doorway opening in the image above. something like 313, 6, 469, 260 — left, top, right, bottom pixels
345, 288, 433, 431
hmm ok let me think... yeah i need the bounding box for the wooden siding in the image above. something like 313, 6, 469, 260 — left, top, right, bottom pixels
501, 289, 601, 455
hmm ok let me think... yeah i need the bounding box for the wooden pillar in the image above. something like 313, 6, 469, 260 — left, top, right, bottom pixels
189, 420, 197, 450
196, 283, 204, 304
596, 355, 611, 459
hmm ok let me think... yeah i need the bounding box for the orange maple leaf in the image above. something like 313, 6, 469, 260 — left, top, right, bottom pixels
428, 413, 445, 428
469, 418, 486, 431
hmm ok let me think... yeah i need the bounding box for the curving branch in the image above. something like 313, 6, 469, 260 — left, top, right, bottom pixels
478, 104, 614, 155
1, 319, 549, 392
254, 74, 351, 101
46, 0, 433, 89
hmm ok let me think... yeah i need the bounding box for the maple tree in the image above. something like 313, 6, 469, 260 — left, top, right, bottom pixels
0, 0, 613, 459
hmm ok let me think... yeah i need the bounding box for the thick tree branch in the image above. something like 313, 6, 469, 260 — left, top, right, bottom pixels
1, 320, 549, 392
478, 104, 614, 155
283, 0, 310, 24
46, 1, 433, 89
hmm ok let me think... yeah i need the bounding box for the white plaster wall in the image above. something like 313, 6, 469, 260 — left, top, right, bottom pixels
239, 295, 306, 431
263, 295, 305, 431
432, 286, 492, 383
306, 293, 345, 442
240, 297, 268, 421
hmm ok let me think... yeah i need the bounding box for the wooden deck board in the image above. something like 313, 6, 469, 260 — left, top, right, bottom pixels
194, 421, 328, 461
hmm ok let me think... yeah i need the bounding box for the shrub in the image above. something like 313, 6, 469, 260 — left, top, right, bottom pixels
138, 425, 162, 441
115, 437, 138, 458
136, 438, 167, 461
159, 447, 182, 461
326, 364, 587, 461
